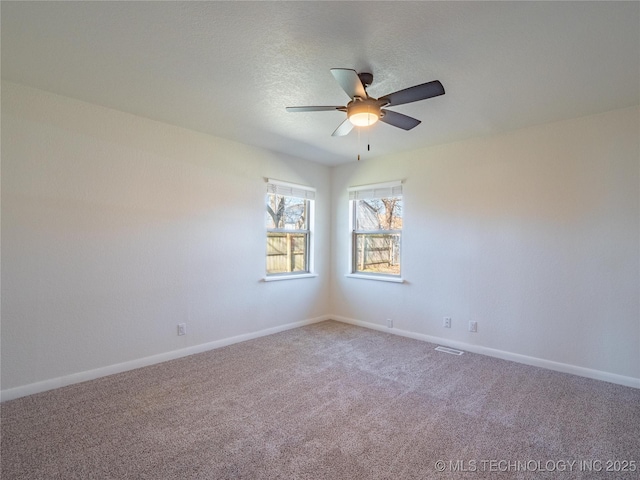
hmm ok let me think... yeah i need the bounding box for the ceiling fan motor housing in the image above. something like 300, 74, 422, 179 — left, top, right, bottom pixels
358, 72, 374, 88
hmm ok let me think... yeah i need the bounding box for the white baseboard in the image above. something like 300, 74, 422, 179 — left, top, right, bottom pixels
330, 315, 640, 389
4, 313, 636, 402
1, 315, 330, 402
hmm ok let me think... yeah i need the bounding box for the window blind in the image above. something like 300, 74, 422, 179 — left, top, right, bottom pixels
348, 181, 402, 200
266, 179, 316, 200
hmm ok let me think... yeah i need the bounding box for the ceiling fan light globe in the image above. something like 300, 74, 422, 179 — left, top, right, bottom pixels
349, 112, 379, 127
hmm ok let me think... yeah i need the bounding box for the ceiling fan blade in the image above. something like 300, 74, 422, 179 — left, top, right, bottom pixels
286, 106, 345, 112
379, 80, 445, 107
330, 68, 367, 99
331, 118, 354, 137
380, 109, 421, 130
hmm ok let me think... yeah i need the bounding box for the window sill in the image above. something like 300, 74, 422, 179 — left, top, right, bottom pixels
345, 274, 404, 283
263, 273, 318, 282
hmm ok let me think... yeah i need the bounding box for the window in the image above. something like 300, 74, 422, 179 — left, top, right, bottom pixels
349, 181, 403, 279
265, 179, 315, 278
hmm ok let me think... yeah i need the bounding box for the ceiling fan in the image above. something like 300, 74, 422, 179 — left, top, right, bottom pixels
286, 68, 445, 136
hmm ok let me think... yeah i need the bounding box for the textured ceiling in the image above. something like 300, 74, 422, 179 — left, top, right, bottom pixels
2, 1, 639, 166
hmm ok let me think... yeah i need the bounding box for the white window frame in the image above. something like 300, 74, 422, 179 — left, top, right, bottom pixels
264, 179, 317, 282
346, 180, 404, 283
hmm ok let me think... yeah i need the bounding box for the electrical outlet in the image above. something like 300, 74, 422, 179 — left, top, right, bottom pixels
443, 317, 452, 328
387, 319, 393, 328
177, 323, 187, 336
469, 321, 477, 333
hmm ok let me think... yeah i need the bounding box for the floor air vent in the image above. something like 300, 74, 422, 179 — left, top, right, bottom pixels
435, 346, 464, 355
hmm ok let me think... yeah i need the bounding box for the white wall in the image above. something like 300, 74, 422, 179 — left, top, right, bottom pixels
331, 106, 639, 382
2, 82, 638, 398
1, 82, 331, 394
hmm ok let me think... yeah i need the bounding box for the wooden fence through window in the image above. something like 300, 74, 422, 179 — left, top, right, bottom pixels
266, 232, 307, 274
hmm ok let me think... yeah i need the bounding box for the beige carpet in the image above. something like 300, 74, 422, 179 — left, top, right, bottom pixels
2, 320, 639, 479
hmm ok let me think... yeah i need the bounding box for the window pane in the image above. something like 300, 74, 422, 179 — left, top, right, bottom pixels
266, 232, 308, 274
355, 197, 402, 231
266, 194, 308, 230
353, 233, 401, 275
